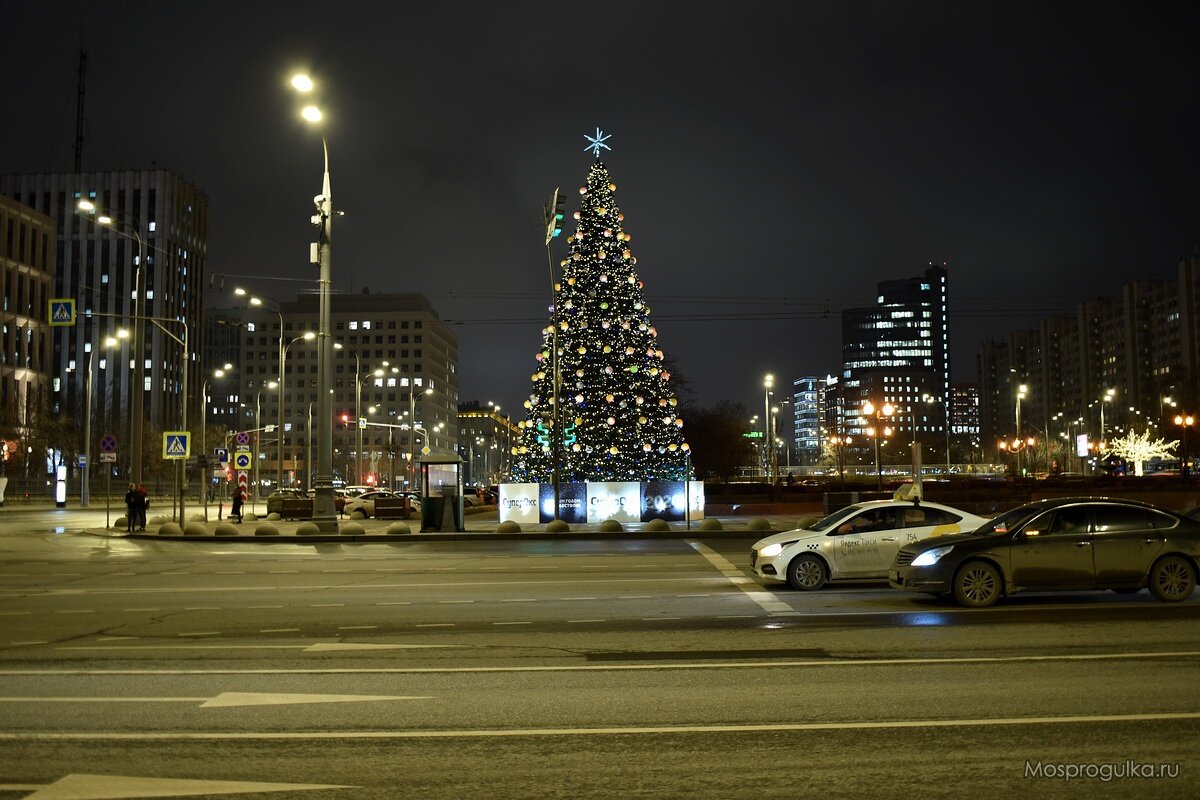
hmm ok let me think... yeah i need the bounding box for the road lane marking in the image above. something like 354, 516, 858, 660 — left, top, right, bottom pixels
4, 711, 1197, 741
0, 774, 353, 797
26, 649, 1200, 672
260, 628, 299, 633
337, 625, 378, 630
689, 541, 794, 615
493, 621, 532, 626
0, 576, 719, 598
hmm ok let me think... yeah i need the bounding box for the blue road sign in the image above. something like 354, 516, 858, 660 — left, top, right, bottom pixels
163, 432, 191, 459
99, 434, 118, 453
234, 451, 252, 470
215, 447, 229, 464
49, 299, 76, 326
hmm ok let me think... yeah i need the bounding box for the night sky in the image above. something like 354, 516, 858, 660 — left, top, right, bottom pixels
4, 2, 1199, 418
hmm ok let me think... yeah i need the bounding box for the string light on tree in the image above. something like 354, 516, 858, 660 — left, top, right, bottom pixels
513, 130, 690, 482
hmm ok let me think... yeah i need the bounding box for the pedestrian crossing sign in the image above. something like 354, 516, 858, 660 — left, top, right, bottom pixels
163, 431, 191, 459
49, 298, 76, 327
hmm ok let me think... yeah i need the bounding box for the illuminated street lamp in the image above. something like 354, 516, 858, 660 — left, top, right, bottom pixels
828, 433, 852, 489
763, 374, 775, 483
400, 377, 432, 490
291, 71, 339, 532
1015, 384, 1027, 476
1099, 388, 1116, 450
77, 200, 147, 486
82, 332, 126, 507
923, 393, 952, 473
862, 400, 895, 490
1175, 414, 1194, 478
201, 364, 232, 518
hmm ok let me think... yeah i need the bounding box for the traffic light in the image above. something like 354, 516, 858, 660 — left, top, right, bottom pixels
340, 413, 350, 428
544, 188, 565, 245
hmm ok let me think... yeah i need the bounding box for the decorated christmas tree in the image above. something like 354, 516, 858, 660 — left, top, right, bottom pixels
512, 131, 691, 483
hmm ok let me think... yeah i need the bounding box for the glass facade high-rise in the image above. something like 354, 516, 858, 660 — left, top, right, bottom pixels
840, 263, 951, 442
1, 170, 208, 484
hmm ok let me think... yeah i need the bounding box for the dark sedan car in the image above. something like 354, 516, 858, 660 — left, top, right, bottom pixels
889, 497, 1200, 607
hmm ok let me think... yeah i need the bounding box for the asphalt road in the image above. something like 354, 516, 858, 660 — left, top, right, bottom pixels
0, 511, 1197, 799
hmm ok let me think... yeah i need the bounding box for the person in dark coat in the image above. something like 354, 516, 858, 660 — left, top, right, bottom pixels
136, 484, 149, 531
231, 486, 245, 523
124, 482, 140, 533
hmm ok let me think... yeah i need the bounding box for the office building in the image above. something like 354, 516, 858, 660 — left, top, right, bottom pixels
208, 291, 458, 492
1, 169, 208, 482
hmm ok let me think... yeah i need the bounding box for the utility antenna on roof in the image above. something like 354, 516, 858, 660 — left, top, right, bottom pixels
73, 44, 87, 172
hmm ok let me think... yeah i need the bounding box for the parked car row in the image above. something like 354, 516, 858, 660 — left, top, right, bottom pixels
263, 486, 421, 517
751, 496, 1200, 607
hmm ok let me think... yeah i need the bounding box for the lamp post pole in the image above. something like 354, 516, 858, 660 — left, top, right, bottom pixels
292, 73, 338, 532
1015, 384, 1027, 476
401, 378, 428, 490
307, 401, 315, 492
763, 374, 775, 484
863, 400, 894, 491
279, 333, 313, 489
77, 202, 145, 486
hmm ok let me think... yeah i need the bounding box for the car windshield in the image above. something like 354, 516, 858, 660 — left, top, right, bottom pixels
971, 505, 1045, 536
808, 504, 867, 532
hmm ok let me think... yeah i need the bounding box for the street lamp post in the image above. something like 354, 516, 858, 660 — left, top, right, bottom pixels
862, 400, 894, 491
82, 333, 124, 507
1015, 384, 1027, 477
1099, 388, 1115, 453
828, 433, 851, 490
400, 378, 431, 490
763, 374, 775, 483
1175, 414, 1194, 478
923, 393, 952, 472
279, 332, 315, 489
291, 72, 338, 532
200, 365, 231, 518
77, 201, 146, 486
356, 365, 388, 485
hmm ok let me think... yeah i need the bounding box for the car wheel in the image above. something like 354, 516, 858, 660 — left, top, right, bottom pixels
1148, 556, 1197, 602
952, 560, 1002, 608
786, 554, 828, 591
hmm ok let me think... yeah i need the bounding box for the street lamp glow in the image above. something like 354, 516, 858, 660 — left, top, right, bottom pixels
301, 105, 323, 123
291, 73, 314, 93
77, 199, 95, 212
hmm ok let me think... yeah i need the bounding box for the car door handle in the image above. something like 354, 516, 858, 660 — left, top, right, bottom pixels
880, 537, 897, 541
1144, 538, 1159, 544
1075, 541, 1092, 547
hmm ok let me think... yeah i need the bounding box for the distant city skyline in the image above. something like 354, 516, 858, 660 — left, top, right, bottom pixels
0, 3, 1196, 418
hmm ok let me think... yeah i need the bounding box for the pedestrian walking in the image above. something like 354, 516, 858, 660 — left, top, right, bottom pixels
231, 486, 245, 523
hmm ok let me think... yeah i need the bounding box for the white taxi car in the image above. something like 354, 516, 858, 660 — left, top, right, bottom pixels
750, 500, 990, 590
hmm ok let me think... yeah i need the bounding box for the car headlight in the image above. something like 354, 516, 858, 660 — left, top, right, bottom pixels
910, 545, 954, 567
757, 541, 797, 559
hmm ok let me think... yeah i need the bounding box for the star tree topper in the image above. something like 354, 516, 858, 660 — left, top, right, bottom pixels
584, 127, 612, 157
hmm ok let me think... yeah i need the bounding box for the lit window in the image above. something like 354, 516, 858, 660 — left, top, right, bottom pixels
149, 221, 157, 232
